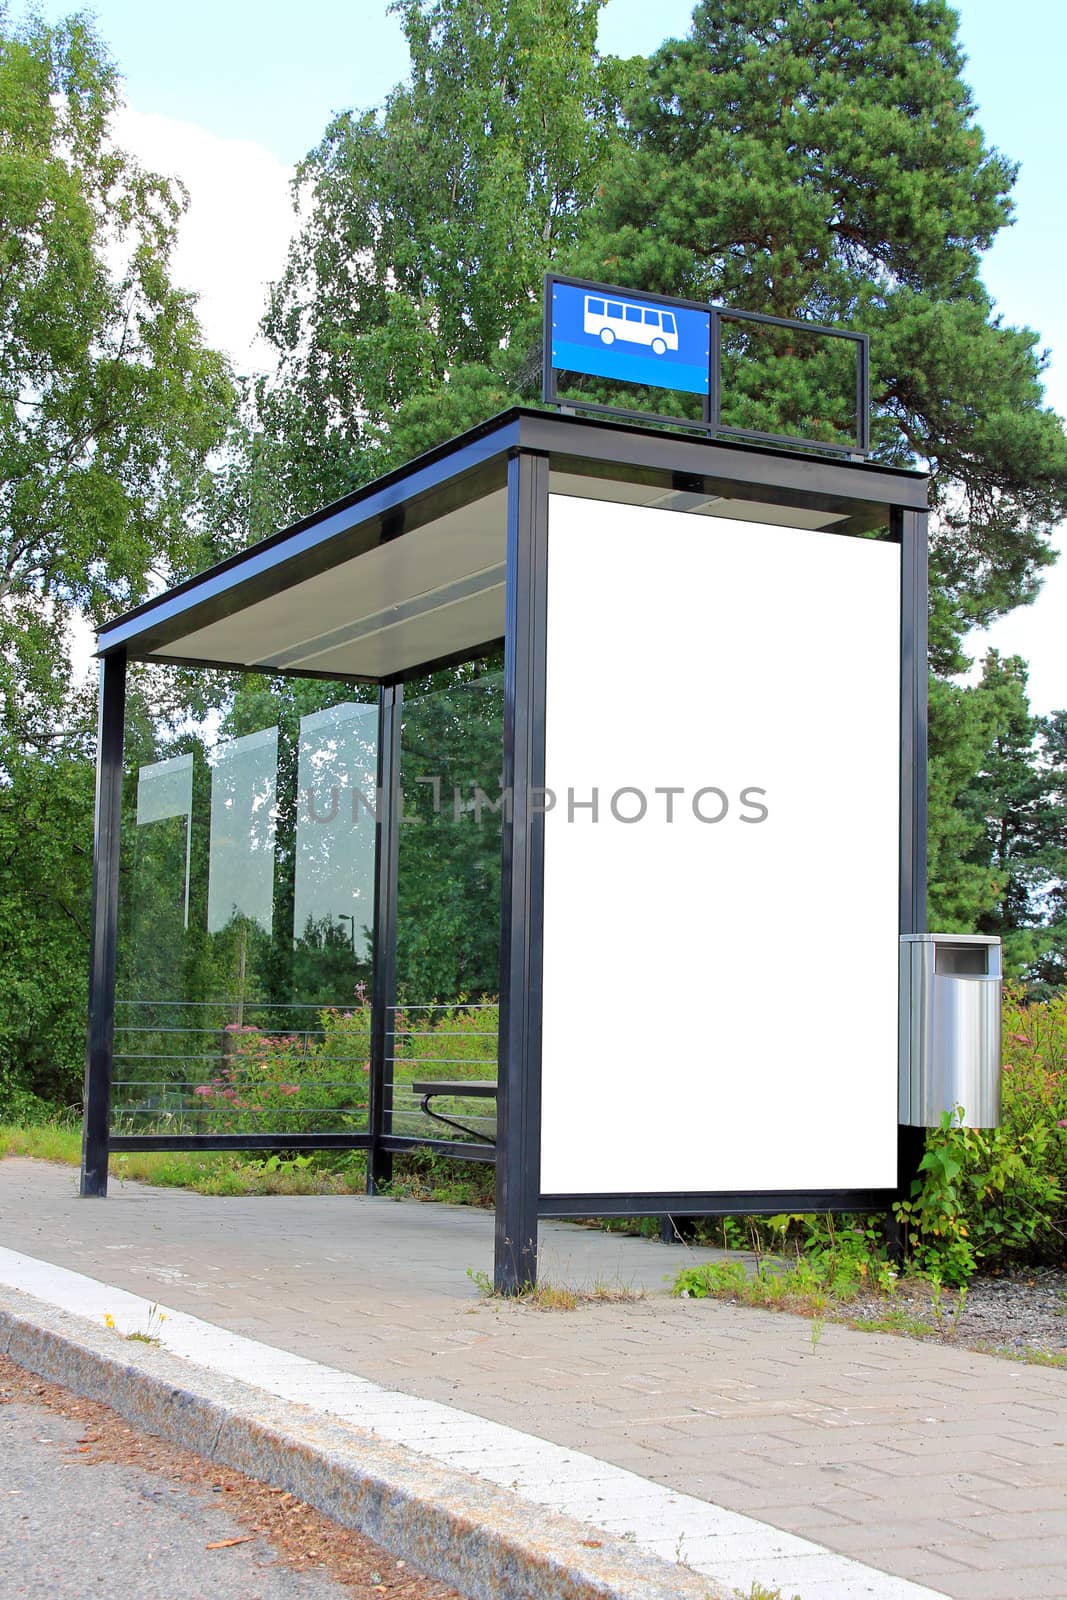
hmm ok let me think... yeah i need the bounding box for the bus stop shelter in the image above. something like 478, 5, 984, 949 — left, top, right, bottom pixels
83, 404, 929, 1291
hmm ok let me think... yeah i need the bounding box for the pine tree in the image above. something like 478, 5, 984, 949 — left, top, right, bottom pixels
952, 655, 1067, 988
577, 0, 1067, 663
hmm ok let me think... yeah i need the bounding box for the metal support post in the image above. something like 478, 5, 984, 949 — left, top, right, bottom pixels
368, 683, 403, 1194
494, 451, 549, 1293
892, 506, 930, 1247
81, 651, 127, 1197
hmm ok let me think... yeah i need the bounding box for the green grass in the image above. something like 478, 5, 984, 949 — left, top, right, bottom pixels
0, 1121, 82, 1164
851, 1308, 938, 1339
0, 1119, 498, 1204
671, 1254, 989, 1352
0, 1121, 367, 1195
466, 1265, 645, 1310
1001, 1346, 1067, 1369
379, 1145, 495, 1207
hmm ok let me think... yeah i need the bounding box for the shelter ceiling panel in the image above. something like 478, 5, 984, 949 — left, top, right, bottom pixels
147, 490, 507, 680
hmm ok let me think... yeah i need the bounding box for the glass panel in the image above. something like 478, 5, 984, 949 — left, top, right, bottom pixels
293, 702, 378, 962
207, 727, 277, 935
136, 753, 192, 926
391, 666, 503, 1146
113, 669, 375, 1139
718, 315, 859, 449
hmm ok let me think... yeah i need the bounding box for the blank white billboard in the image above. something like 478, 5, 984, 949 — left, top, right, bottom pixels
539, 494, 901, 1196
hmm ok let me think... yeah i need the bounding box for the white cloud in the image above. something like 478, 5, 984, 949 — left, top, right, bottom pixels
68, 108, 297, 675
113, 104, 297, 378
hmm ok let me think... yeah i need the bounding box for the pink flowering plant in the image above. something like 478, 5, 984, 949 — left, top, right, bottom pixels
192, 1003, 372, 1134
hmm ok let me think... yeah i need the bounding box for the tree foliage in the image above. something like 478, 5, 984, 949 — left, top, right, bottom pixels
0, 10, 234, 767
258, 0, 628, 515
5, 0, 1067, 1120
0, 715, 95, 1115
576, 0, 1067, 661
960, 655, 1067, 990
248, 0, 1067, 975
929, 652, 1067, 991
0, 11, 233, 1105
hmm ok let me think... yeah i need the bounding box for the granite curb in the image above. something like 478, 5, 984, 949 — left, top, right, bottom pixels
0, 1286, 725, 1600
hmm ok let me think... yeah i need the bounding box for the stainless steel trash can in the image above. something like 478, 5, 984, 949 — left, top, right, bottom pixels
899, 934, 1002, 1128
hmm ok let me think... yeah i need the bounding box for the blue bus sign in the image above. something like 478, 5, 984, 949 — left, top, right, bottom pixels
548, 277, 710, 398
542, 273, 872, 456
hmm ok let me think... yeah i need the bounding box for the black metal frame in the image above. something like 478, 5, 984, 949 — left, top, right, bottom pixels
82, 406, 927, 1293
495, 451, 549, 1291
367, 683, 402, 1194
504, 466, 927, 1245
81, 651, 127, 1196
543, 273, 871, 457
896, 506, 931, 1212
413, 1082, 497, 1146
94, 409, 926, 672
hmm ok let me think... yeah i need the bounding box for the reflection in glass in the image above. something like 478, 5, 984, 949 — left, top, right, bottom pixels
392, 669, 503, 1145
718, 315, 859, 449
136, 753, 192, 926
207, 726, 278, 935
114, 674, 377, 1138
293, 701, 378, 960
397, 671, 503, 1003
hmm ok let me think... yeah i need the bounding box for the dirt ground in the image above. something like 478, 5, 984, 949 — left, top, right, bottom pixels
0, 1355, 465, 1599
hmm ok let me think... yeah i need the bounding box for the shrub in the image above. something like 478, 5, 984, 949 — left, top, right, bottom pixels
895, 986, 1067, 1283
393, 1000, 498, 1079
191, 1004, 372, 1134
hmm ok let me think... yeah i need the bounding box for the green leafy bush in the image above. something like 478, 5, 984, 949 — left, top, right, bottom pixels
190, 1004, 372, 1134
0, 1068, 55, 1126
673, 1222, 898, 1312
672, 990, 1067, 1290
393, 1001, 498, 1080
895, 987, 1067, 1283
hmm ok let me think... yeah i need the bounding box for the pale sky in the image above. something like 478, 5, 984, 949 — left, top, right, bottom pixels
39, 0, 1067, 712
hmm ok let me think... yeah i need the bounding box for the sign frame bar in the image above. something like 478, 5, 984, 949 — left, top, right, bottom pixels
544, 273, 871, 457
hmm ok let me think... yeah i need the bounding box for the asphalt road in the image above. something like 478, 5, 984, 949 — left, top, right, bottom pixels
0, 1402, 352, 1600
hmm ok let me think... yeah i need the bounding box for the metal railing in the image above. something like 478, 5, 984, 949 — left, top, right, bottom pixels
107, 997, 500, 1151
386, 1002, 499, 1146
110, 999, 371, 1136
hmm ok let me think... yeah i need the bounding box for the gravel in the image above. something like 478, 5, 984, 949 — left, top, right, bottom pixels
846, 1267, 1067, 1360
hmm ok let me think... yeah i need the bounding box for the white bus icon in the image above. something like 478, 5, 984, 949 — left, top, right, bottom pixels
583, 294, 679, 355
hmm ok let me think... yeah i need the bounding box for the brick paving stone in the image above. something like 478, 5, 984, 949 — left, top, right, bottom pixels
932, 1534, 1067, 1571
937, 1576, 1067, 1600
970, 1484, 1067, 1514
3, 1157, 1067, 1600
948, 1508, 1067, 1541
812, 1521, 995, 1557
856, 1549, 974, 1580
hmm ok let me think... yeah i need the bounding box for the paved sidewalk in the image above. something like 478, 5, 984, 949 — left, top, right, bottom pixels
2, 1157, 1066, 1599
